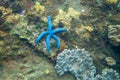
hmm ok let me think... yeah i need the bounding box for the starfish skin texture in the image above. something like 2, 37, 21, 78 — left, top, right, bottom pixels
36, 16, 67, 52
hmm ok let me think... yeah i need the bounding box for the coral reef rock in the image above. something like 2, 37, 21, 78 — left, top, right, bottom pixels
55, 49, 120, 80
10, 17, 60, 55
108, 25, 120, 46
0, 52, 75, 80
53, 8, 80, 30
0, 35, 28, 60
31, 2, 45, 15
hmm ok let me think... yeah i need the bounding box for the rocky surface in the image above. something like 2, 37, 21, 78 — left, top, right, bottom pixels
9, 16, 64, 56
0, 36, 75, 80
0, 53, 75, 80
0, 35, 28, 60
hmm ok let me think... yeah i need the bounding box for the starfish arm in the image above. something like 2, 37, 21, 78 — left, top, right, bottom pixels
48, 16, 52, 31
53, 28, 67, 34
52, 35, 60, 48
36, 31, 48, 43
46, 34, 51, 52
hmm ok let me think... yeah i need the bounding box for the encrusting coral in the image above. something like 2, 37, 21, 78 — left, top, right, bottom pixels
30, 2, 45, 15
6, 14, 20, 23
0, 6, 20, 24
53, 7, 80, 30
0, 6, 12, 18
75, 25, 94, 39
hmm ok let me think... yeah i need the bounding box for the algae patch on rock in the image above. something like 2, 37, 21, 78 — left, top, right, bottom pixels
0, 51, 75, 80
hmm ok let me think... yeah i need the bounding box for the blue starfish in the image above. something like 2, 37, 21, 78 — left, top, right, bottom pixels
36, 16, 67, 52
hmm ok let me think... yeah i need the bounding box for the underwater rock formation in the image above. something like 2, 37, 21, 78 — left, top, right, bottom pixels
55, 49, 120, 80
108, 25, 120, 46
0, 35, 29, 61
10, 17, 46, 52
10, 16, 66, 55
0, 50, 75, 80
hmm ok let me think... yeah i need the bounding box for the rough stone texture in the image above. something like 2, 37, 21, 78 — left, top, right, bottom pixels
55, 49, 120, 80
0, 47, 75, 80
0, 35, 29, 60
0, 30, 75, 80
108, 25, 120, 46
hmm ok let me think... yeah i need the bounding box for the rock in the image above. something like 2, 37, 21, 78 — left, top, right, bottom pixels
10, 17, 48, 54
10, 16, 67, 56
0, 51, 75, 80
0, 35, 29, 59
